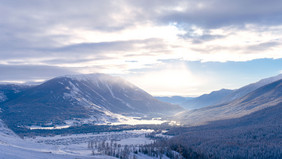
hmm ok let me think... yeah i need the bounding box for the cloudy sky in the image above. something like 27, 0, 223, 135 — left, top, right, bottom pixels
1, 0, 282, 96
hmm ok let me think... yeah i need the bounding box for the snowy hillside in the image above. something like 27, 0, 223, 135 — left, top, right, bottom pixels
166, 102, 282, 159
181, 89, 233, 109
1, 74, 182, 131
60, 74, 182, 115
0, 119, 119, 159
154, 96, 192, 106
1, 119, 166, 159
175, 79, 282, 126
161, 74, 282, 110
220, 73, 282, 104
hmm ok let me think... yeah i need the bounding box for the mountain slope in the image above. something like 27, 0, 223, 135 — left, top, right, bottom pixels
167, 102, 282, 159
1, 74, 183, 128
220, 73, 282, 104
155, 96, 192, 106
0, 84, 31, 103
181, 89, 233, 109
170, 74, 282, 110
0, 119, 114, 159
175, 79, 282, 126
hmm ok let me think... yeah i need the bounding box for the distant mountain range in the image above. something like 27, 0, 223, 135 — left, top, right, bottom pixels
154, 96, 193, 106
1, 73, 281, 134
0, 74, 183, 130
0, 74, 282, 159
1, 73, 281, 159
165, 76, 282, 159
157, 74, 282, 110
181, 89, 233, 109
174, 79, 282, 126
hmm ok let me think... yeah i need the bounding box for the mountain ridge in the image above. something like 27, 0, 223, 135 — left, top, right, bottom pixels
157, 74, 282, 110
175, 79, 282, 126
0, 74, 183, 130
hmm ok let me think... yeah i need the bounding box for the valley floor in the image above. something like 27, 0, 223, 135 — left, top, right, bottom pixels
0, 128, 169, 159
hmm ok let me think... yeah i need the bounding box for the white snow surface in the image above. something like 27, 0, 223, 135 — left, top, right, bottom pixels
0, 120, 161, 159
28, 125, 71, 130
0, 120, 115, 159
62, 80, 167, 126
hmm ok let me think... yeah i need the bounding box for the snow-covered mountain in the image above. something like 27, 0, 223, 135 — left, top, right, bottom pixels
219, 73, 282, 104
181, 89, 233, 109
1, 74, 182, 129
162, 74, 282, 110
175, 79, 282, 126
154, 96, 193, 106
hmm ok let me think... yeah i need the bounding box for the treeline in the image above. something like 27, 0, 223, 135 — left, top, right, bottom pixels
10, 123, 173, 138
173, 128, 281, 158
163, 104, 282, 159
87, 125, 282, 159
87, 138, 186, 159
165, 125, 282, 159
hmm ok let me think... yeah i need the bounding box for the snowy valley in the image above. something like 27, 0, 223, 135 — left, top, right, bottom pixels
0, 73, 281, 159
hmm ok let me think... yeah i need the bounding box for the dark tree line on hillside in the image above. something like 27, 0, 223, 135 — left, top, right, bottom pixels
163, 103, 282, 159
87, 124, 282, 159
165, 125, 282, 159
87, 137, 186, 159
9, 123, 174, 138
